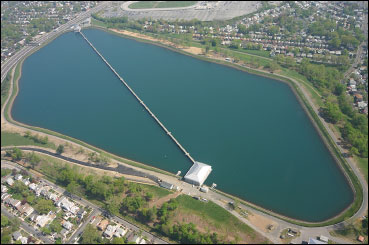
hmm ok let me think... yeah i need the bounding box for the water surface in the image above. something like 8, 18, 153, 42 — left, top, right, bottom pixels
12, 29, 353, 221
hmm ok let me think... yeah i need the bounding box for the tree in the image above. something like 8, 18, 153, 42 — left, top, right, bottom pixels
56, 144, 64, 155
41, 227, 51, 235
1, 215, 9, 227
27, 152, 41, 169
349, 147, 359, 156
334, 83, 345, 96
66, 181, 77, 194
205, 45, 210, 54
111, 237, 125, 244
9, 147, 23, 161
81, 224, 102, 244
39, 136, 48, 144
145, 192, 153, 202
34, 199, 55, 214
11, 181, 28, 194
1, 235, 11, 244
24, 131, 31, 138
322, 102, 342, 123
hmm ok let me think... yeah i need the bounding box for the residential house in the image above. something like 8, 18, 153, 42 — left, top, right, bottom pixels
62, 220, 73, 230
97, 219, 109, 231
35, 186, 45, 196
354, 93, 363, 102
130, 234, 142, 244
56, 196, 79, 214
358, 101, 367, 109
77, 209, 86, 219
349, 78, 357, 86
60, 228, 69, 238
18, 203, 34, 216
20, 236, 28, 244
6, 177, 14, 186
1, 193, 10, 201
12, 231, 22, 241
48, 193, 58, 203
1, 185, 8, 193
21, 178, 30, 186
104, 225, 117, 238
28, 183, 37, 191
14, 174, 23, 181
35, 215, 50, 227
140, 239, 147, 244
41, 189, 49, 197
9, 198, 21, 209
114, 226, 127, 237
3, 196, 12, 205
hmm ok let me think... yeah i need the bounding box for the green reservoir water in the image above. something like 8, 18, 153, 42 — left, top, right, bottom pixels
12, 29, 353, 222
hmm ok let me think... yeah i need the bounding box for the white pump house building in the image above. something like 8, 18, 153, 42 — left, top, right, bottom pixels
184, 161, 212, 186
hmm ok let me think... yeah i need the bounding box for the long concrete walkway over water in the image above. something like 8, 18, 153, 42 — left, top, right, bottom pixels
79, 31, 196, 165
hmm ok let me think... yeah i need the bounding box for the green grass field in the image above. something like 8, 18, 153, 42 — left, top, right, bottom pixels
175, 195, 254, 234
354, 155, 368, 183
141, 184, 172, 198
129, 1, 197, 9
233, 49, 271, 58
1, 131, 56, 149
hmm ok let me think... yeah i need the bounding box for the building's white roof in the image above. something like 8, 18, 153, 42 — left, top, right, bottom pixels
308, 238, 327, 244
184, 161, 212, 186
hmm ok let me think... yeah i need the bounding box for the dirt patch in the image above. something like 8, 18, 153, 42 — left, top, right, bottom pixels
109, 28, 203, 55
149, 191, 181, 208
248, 212, 278, 233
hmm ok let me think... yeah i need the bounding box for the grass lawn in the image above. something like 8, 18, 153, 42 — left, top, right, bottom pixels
91, 18, 108, 28
354, 155, 368, 183
141, 184, 172, 199
233, 49, 271, 58
1, 168, 12, 177
129, 1, 197, 9
1, 131, 56, 149
227, 49, 272, 67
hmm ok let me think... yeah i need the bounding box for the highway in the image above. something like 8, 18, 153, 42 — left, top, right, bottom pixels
1, 1, 111, 84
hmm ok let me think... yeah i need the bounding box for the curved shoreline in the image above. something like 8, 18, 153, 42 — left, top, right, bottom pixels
2, 26, 364, 226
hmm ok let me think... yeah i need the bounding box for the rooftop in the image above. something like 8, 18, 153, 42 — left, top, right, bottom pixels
184, 161, 212, 186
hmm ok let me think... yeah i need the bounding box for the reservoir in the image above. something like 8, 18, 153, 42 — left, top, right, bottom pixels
12, 28, 353, 222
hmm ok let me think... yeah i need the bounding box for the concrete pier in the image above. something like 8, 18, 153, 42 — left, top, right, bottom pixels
79, 31, 196, 164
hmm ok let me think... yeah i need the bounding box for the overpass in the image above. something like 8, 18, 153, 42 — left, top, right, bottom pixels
79, 31, 196, 165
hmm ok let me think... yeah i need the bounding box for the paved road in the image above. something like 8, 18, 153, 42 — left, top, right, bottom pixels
1, 1, 111, 84
67, 209, 100, 244
1, 159, 168, 244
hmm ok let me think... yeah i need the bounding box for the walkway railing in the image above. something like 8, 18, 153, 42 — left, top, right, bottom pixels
79, 31, 196, 164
